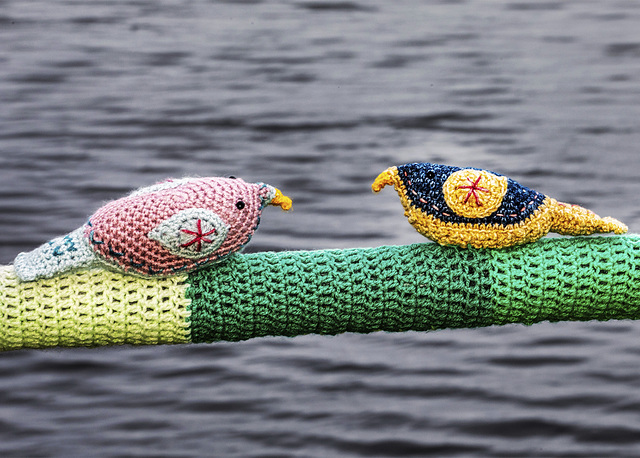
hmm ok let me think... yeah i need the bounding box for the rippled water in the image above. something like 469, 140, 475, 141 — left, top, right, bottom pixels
2, 0, 640, 456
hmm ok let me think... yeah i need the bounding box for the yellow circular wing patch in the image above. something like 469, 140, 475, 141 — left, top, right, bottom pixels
442, 169, 508, 219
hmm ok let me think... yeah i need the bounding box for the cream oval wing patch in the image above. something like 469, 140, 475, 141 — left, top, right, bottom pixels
148, 208, 229, 259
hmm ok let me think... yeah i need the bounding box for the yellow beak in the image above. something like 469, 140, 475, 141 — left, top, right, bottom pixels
269, 188, 293, 211
371, 167, 398, 193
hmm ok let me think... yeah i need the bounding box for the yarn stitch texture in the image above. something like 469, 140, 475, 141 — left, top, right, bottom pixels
1, 236, 639, 351
0, 267, 191, 351
187, 235, 640, 343
372, 162, 627, 249
12, 177, 292, 281
442, 168, 509, 218
13, 228, 94, 282
148, 208, 229, 259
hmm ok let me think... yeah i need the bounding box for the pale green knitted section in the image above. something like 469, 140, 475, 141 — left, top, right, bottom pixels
490, 236, 640, 325
0, 266, 191, 351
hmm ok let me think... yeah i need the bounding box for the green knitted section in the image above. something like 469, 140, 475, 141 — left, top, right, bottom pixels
186, 244, 495, 343
490, 236, 640, 325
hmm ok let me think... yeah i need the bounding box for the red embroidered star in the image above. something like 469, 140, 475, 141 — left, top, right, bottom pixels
458, 175, 490, 206
180, 219, 216, 252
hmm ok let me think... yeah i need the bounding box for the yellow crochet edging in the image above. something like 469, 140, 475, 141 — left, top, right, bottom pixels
407, 197, 557, 249
442, 169, 508, 219
0, 266, 191, 351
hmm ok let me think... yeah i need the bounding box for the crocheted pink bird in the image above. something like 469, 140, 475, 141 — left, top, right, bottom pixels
13, 177, 292, 281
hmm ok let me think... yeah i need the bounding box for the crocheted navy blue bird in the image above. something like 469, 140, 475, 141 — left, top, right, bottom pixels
372, 162, 627, 249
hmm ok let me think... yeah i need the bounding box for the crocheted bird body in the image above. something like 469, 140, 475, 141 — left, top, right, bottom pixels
372, 162, 627, 249
13, 177, 292, 281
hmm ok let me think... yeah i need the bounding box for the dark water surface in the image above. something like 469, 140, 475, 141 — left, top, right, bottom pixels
2, 0, 640, 456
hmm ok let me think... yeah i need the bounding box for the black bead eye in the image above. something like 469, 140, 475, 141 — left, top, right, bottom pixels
236, 200, 245, 210
426, 170, 435, 179
228, 175, 237, 179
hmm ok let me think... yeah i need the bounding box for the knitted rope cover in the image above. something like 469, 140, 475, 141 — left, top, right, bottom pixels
1, 235, 639, 351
